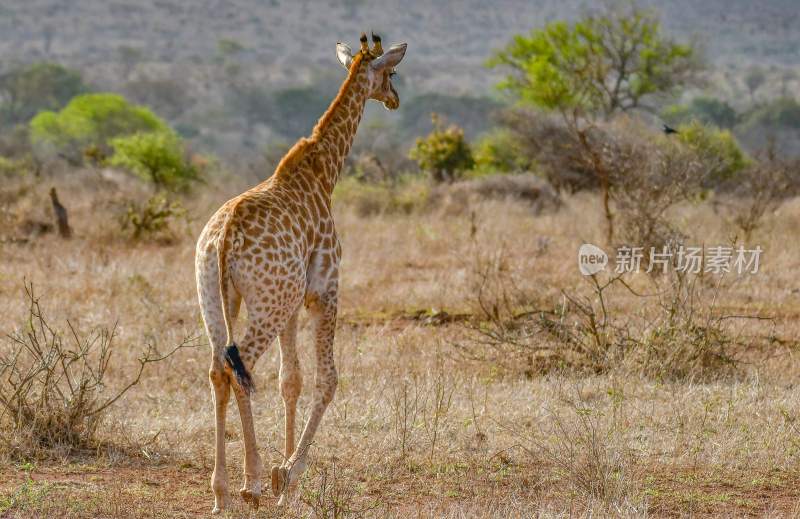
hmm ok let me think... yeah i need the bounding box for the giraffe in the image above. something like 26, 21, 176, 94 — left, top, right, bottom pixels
195, 33, 407, 513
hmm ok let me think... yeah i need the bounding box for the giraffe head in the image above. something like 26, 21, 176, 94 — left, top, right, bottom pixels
336, 32, 407, 110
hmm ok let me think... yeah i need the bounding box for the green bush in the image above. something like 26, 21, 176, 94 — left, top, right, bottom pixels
409, 114, 475, 183
473, 128, 531, 174
677, 121, 749, 182
29, 93, 169, 163
109, 131, 198, 190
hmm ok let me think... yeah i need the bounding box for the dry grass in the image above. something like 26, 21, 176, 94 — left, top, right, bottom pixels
1, 170, 799, 517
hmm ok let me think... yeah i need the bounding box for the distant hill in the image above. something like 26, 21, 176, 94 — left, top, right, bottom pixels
1, 0, 798, 94
1, 0, 798, 158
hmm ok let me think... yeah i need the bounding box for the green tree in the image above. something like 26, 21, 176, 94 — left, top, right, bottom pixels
488, 5, 697, 116
488, 4, 699, 242
30, 93, 169, 162
109, 131, 198, 190
0, 63, 87, 126
409, 114, 474, 183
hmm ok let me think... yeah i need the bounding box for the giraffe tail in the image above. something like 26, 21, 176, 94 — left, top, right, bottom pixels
224, 343, 253, 394
217, 208, 254, 394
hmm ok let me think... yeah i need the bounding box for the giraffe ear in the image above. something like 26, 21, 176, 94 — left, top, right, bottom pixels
370, 43, 407, 71
336, 43, 353, 69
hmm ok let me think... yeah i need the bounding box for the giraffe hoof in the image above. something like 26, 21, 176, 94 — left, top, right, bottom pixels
240, 485, 261, 510
271, 465, 288, 497
277, 492, 289, 507
211, 495, 228, 514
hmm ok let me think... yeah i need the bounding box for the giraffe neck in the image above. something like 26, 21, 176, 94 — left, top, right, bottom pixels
306, 62, 370, 197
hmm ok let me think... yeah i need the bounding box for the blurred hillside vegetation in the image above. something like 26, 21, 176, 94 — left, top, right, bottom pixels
0, 0, 798, 196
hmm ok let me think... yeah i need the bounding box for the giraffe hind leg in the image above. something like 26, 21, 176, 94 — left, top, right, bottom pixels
197, 249, 241, 514
209, 369, 231, 514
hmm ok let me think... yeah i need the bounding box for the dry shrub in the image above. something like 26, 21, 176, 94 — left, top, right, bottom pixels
499, 111, 733, 248
0, 181, 55, 243
389, 375, 422, 460
600, 119, 705, 255
549, 272, 744, 380
430, 173, 561, 216
384, 351, 459, 463
455, 242, 759, 380
300, 458, 375, 518
118, 193, 186, 242
0, 284, 193, 458
499, 109, 598, 192
714, 153, 799, 241
453, 241, 559, 377
335, 172, 561, 219
333, 176, 430, 217
500, 385, 643, 512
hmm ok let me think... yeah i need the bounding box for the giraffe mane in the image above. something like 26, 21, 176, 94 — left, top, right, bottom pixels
274, 52, 367, 176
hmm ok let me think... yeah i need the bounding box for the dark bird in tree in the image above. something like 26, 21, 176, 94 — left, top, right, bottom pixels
662, 123, 679, 135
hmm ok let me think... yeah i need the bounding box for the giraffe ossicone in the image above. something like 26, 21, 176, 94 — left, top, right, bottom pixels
195, 33, 407, 513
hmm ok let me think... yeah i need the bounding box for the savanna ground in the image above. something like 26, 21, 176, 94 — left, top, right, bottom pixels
2, 170, 800, 518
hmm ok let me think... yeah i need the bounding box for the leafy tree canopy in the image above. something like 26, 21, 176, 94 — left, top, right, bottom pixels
488, 5, 698, 116
30, 93, 169, 161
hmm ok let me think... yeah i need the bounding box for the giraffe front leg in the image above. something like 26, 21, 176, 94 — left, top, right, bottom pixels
209, 367, 231, 514
274, 292, 338, 497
